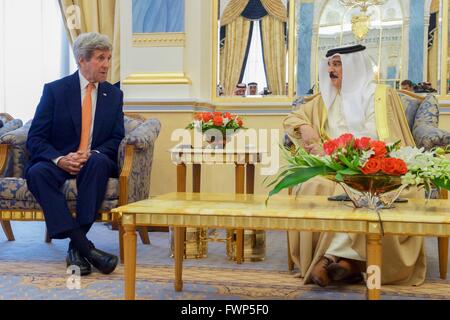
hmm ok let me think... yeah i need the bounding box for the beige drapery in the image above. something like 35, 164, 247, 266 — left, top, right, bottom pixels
260, 15, 286, 95
58, 0, 120, 84
220, 0, 249, 26
221, 0, 287, 26
220, 16, 252, 95
260, 0, 288, 22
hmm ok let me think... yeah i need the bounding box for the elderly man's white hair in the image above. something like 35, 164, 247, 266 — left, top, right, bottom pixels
73, 32, 112, 67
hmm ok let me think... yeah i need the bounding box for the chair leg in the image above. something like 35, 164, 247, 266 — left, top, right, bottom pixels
287, 231, 295, 271
119, 224, 125, 263
1, 221, 15, 241
45, 229, 52, 243
438, 237, 448, 280
110, 220, 119, 231
138, 227, 151, 245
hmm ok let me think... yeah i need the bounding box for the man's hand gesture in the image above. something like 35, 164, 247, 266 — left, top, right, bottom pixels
57, 151, 91, 175
299, 125, 325, 156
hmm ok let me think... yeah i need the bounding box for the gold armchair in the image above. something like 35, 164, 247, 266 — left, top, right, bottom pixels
0, 115, 161, 262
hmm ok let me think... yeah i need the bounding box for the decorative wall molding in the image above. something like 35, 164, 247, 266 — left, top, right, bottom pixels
123, 98, 293, 114
122, 73, 191, 85
132, 32, 186, 47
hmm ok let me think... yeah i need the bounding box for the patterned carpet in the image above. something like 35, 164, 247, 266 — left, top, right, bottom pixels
0, 222, 448, 300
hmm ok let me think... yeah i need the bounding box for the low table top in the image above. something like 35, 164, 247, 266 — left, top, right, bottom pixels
112, 193, 450, 236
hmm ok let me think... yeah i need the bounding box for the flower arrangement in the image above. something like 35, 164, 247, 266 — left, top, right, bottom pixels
186, 112, 246, 147
267, 133, 450, 199
186, 112, 245, 136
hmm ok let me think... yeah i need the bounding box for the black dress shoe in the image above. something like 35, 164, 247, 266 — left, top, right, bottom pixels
85, 247, 118, 274
66, 248, 92, 276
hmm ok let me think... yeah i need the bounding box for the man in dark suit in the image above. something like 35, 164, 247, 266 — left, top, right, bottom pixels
26, 33, 124, 276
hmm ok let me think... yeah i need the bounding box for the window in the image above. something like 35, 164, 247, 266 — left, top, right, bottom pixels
0, 0, 76, 121
242, 21, 267, 95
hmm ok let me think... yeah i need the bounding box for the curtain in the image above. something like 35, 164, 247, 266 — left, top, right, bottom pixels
58, 0, 120, 84
260, 0, 288, 22
220, 16, 252, 96
220, 17, 251, 96
260, 15, 286, 95
221, 0, 287, 26
221, 0, 249, 26
241, 0, 268, 20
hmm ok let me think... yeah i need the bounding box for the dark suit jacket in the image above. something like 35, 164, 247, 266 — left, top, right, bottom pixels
26, 71, 125, 174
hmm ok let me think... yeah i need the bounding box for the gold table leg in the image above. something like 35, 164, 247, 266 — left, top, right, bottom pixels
177, 164, 187, 192
124, 223, 137, 300
366, 233, 382, 300
438, 237, 448, 279
235, 163, 245, 264
174, 226, 186, 291
193, 164, 201, 193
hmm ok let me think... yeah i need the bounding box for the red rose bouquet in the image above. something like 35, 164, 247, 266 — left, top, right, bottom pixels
186, 112, 245, 135
186, 112, 246, 146
267, 133, 450, 201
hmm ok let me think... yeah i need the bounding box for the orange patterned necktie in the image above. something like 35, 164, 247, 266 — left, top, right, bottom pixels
78, 83, 95, 152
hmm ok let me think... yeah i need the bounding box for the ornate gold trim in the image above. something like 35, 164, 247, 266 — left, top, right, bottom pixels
123, 99, 291, 112
132, 33, 186, 47
122, 73, 192, 85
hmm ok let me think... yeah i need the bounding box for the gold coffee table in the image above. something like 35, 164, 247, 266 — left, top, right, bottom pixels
113, 192, 450, 300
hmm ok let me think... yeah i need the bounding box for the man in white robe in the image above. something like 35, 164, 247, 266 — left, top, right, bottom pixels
283, 45, 425, 287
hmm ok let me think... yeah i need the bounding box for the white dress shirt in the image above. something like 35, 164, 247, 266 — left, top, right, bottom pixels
53, 71, 99, 165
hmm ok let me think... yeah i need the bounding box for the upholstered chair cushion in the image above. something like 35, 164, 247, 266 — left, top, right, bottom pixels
0, 119, 22, 137
124, 116, 144, 135
0, 115, 161, 211
0, 116, 146, 179
0, 177, 119, 211
411, 94, 449, 150
399, 93, 421, 130
0, 120, 31, 178
0, 115, 12, 126
118, 118, 161, 203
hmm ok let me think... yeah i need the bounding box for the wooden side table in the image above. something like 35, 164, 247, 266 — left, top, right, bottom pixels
170, 145, 263, 263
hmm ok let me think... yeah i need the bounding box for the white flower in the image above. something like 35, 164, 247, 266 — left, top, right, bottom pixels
360, 149, 375, 166
389, 146, 425, 168
193, 120, 202, 129
223, 118, 230, 125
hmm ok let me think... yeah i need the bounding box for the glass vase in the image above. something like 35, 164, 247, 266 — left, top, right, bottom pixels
325, 174, 408, 210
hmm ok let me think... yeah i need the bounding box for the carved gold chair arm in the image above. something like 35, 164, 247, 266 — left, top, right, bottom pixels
119, 144, 135, 207
0, 144, 10, 175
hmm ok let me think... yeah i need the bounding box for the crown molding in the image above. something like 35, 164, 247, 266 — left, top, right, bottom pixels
132, 32, 185, 47
122, 73, 191, 85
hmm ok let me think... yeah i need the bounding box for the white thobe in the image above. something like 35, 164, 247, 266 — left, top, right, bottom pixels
323, 93, 377, 261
